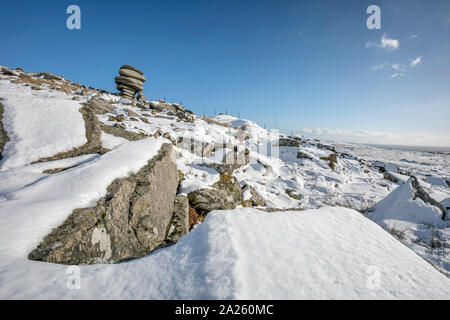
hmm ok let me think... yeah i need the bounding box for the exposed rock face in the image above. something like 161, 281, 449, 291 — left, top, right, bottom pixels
0, 98, 9, 161
278, 138, 300, 147
188, 173, 243, 216
28, 144, 179, 265
165, 195, 190, 243
204, 147, 250, 174
85, 98, 115, 115
40, 72, 61, 81
1, 67, 17, 76
115, 65, 146, 101
297, 151, 312, 160
100, 123, 146, 141
242, 185, 265, 207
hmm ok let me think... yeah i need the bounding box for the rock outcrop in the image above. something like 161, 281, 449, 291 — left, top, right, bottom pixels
29, 143, 179, 265
188, 173, 243, 216
115, 65, 147, 101
0, 98, 9, 161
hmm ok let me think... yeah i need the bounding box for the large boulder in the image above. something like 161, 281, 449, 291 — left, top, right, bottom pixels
28, 143, 179, 265
119, 68, 146, 82
188, 173, 243, 216
85, 98, 115, 115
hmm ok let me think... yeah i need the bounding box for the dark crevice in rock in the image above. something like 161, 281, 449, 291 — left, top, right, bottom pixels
28, 143, 179, 265
0, 98, 9, 162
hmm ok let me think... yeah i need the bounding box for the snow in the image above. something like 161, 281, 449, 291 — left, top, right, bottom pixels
0, 80, 87, 170
1, 72, 450, 299
0, 138, 164, 257
368, 178, 450, 276
1, 207, 449, 299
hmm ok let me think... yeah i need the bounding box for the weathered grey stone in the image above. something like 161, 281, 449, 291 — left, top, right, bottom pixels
86, 98, 116, 115
188, 173, 243, 216
204, 147, 250, 174
285, 189, 302, 201
120, 64, 144, 75
0, 99, 9, 161
119, 68, 146, 82
28, 144, 179, 265
410, 176, 447, 220
278, 138, 300, 147
100, 123, 145, 141
297, 151, 312, 159
40, 72, 61, 81
1, 67, 16, 76
242, 185, 265, 207
165, 195, 190, 243
115, 76, 143, 91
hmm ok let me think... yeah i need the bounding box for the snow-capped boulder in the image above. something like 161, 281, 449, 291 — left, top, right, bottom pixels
28, 143, 179, 264
367, 176, 448, 227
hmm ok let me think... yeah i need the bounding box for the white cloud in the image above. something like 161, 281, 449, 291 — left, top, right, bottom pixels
410, 34, 419, 39
366, 33, 399, 51
410, 56, 422, 67
390, 73, 404, 79
371, 56, 423, 79
299, 128, 450, 147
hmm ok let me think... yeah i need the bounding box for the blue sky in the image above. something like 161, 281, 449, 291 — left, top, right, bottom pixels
1, 0, 450, 146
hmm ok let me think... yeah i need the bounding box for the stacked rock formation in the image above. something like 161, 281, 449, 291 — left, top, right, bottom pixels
115, 65, 146, 101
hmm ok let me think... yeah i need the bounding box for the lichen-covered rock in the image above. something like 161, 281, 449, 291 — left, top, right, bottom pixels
165, 195, 190, 243
28, 143, 179, 265
86, 98, 115, 115
278, 138, 300, 147
205, 147, 250, 174
242, 185, 265, 207
188, 173, 243, 216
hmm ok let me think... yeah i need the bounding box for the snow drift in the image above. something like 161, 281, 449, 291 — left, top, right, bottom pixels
1, 207, 449, 299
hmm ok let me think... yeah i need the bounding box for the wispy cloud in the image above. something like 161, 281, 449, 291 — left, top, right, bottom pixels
410, 34, 419, 39
390, 73, 404, 79
366, 33, 399, 51
371, 56, 423, 79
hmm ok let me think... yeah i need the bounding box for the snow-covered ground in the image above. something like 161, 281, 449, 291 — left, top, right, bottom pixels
1, 208, 449, 299
0, 80, 87, 170
0, 70, 449, 299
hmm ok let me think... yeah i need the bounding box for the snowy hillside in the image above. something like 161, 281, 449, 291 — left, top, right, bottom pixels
0, 67, 449, 299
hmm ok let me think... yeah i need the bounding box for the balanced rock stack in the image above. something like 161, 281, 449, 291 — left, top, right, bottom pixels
115, 65, 146, 101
